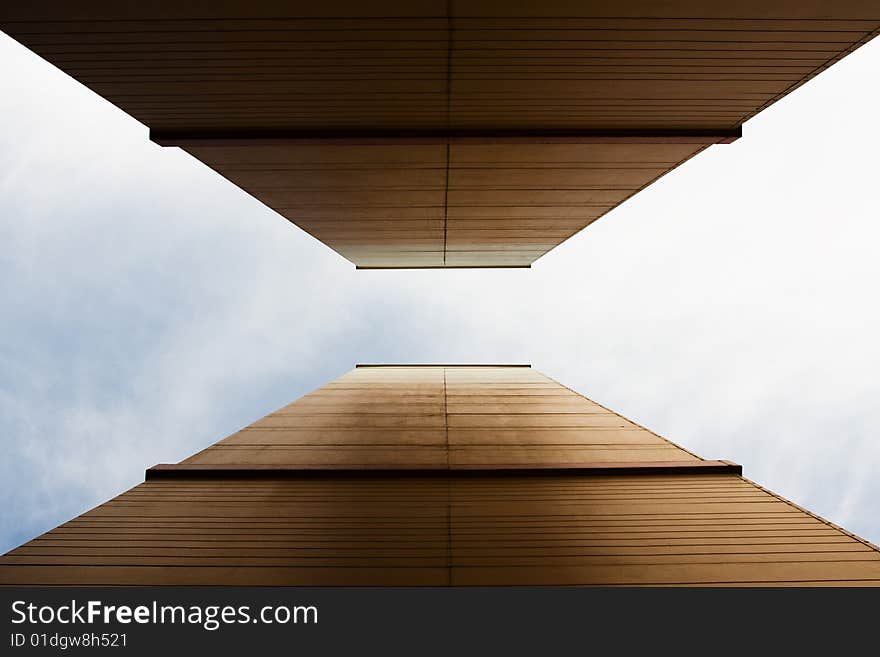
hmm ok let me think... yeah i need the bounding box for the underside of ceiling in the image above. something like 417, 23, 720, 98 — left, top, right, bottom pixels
2, 1, 878, 267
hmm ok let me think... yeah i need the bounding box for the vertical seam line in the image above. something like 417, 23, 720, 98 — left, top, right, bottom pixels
443, 366, 452, 584
443, 367, 450, 468
443, 143, 450, 266
442, 2, 452, 266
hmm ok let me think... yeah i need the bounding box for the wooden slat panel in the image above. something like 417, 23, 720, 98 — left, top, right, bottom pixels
178, 366, 699, 468
219, 429, 447, 446
175, 141, 702, 267
2, 474, 878, 586
3, 5, 875, 267
448, 413, 635, 428
446, 475, 880, 584
183, 446, 448, 467
0, 566, 450, 586
1, 366, 876, 586
449, 446, 696, 466
449, 428, 684, 445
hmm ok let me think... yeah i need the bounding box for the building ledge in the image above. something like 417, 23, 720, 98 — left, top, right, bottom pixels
146, 460, 742, 480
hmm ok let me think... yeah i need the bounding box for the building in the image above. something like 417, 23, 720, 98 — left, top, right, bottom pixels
2, 2, 878, 267
2, 365, 878, 586
2, 4, 878, 587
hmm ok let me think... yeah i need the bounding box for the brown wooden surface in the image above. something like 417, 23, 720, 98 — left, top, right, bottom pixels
1, 365, 877, 586
3, 2, 877, 132
181, 366, 700, 468
2, 474, 878, 586
2, 2, 877, 267
175, 141, 707, 267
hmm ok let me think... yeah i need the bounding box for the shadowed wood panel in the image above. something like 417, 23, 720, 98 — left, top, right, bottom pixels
3, 3, 876, 267
180, 143, 447, 267
3, 3, 877, 131
179, 366, 699, 468
443, 366, 699, 466
174, 141, 705, 267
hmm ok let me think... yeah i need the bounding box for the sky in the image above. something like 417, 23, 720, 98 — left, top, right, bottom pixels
1, 30, 879, 554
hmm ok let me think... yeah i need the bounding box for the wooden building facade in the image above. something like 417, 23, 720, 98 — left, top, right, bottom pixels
2, 365, 878, 586
2, 2, 879, 267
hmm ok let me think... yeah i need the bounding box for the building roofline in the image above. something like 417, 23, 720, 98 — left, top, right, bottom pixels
355, 363, 532, 368
355, 266, 531, 270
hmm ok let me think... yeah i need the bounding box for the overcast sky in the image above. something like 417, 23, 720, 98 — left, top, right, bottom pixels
1, 31, 879, 554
